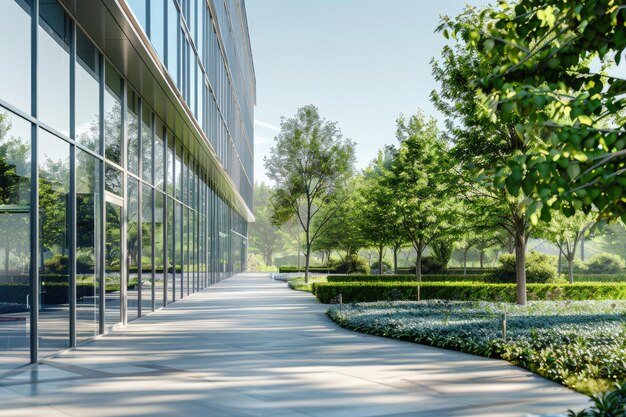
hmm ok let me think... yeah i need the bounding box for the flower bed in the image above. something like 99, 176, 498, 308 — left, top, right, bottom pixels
327, 300, 626, 395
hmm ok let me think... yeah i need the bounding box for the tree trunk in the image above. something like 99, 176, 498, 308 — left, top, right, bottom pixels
378, 244, 384, 276
463, 248, 468, 276
567, 254, 574, 284
415, 247, 422, 282
514, 220, 527, 306
304, 243, 311, 284
479, 251, 485, 269
393, 246, 398, 275
557, 252, 562, 274
4, 245, 9, 277
580, 238, 585, 261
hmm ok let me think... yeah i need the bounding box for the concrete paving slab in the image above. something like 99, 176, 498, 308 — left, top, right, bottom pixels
0, 273, 591, 416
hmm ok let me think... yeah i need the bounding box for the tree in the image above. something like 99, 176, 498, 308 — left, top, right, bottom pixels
595, 222, 626, 268
360, 147, 402, 275
385, 111, 459, 282
451, 1, 626, 221
539, 211, 595, 283
433, 6, 540, 304
249, 182, 288, 266
265, 105, 356, 283
311, 182, 366, 261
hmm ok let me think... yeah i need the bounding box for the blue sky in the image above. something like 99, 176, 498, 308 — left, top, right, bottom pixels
246, 0, 486, 184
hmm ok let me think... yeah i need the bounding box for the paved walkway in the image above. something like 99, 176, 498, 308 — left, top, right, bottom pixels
0, 273, 590, 417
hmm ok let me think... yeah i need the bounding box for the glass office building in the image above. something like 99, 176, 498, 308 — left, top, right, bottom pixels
0, 0, 255, 374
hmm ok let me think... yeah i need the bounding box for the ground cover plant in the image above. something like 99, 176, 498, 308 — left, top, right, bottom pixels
327, 300, 626, 395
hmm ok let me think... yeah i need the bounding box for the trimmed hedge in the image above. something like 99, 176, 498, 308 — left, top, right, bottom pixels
278, 266, 336, 273
326, 274, 489, 283
396, 267, 495, 275
573, 274, 626, 282
312, 281, 626, 304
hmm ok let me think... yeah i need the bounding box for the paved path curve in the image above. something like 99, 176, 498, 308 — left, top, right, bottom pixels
0, 273, 590, 417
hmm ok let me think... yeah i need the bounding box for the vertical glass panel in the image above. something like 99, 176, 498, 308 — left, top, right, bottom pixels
104, 62, 123, 165
175, 201, 183, 298
141, 184, 153, 313
154, 120, 164, 191
0, 109, 31, 372
167, 0, 179, 87
167, 197, 174, 304
150, 0, 165, 61
154, 192, 164, 309
127, 0, 146, 30
189, 48, 196, 115
141, 109, 153, 184
75, 28, 100, 151
197, 0, 204, 64
104, 201, 120, 329
38, 1, 70, 136
127, 90, 139, 175
127, 177, 139, 320
175, 144, 182, 201
0, 0, 32, 114
104, 164, 122, 196
76, 149, 100, 342
38, 129, 70, 352
184, 206, 190, 295
166, 134, 174, 196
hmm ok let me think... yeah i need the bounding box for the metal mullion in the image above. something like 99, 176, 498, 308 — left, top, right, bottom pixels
98, 51, 106, 335
162, 131, 168, 307
120, 80, 128, 327
151, 114, 156, 311
30, 0, 39, 364
69, 19, 77, 349
136, 100, 143, 318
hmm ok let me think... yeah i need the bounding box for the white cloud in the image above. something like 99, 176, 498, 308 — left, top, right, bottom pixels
255, 135, 273, 145
254, 119, 280, 132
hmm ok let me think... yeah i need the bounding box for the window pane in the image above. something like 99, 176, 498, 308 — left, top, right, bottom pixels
141, 108, 153, 184
127, 177, 139, 320
127, 90, 139, 174
154, 119, 165, 191
104, 201, 121, 329
150, 0, 165, 61
104, 62, 122, 165
0, 108, 31, 372
0, 0, 31, 114
155, 192, 164, 308
166, 134, 174, 196
38, 129, 70, 352
104, 163, 122, 196
38, 1, 70, 136
75, 29, 100, 152
167, 0, 179, 86
167, 197, 174, 303
76, 149, 101, 342
127, 0, 146, 30
141, 184, 153, 312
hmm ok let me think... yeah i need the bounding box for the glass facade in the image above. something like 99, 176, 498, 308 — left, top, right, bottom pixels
0, 0, 254, 375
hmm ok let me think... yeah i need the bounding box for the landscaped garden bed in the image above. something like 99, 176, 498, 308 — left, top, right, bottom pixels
327, 300, 626, 395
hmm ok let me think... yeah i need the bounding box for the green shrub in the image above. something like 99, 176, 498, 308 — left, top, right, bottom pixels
326, 274, 489, 283
492, 252, 558, 283
446, 267, 496, 275
76, 252, 94, 274
278, 266, 335, 273
574, 273, 626, 282
43, 254, 68, 274
572, 258, 587, 273
586, 254, 624, 274
328, 254, 370, 274
370, 260, 392, 273
311, 281, 626, 304
395, 257, 444, 275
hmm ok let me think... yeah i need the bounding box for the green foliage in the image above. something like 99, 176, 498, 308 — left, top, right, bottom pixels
431, 240, 453, 269
574, 274, 626, 283
397, 257, 444, 275
493, 252, 558, 283
586, 254, 625, 275
326, 274, 488, 283
328, 254, 370, 274
327, 300, 626, 396
279, 266, 335, 273
312, 281, 626, 304
43, 254, 68, 274
265, 105, 356, 282
569, 382, 626, 416
249, 182, 288, 266
247, 253, 278, 272
446, 1, 626, 220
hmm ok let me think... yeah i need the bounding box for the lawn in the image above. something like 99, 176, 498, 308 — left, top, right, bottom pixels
327, 300, 626, 395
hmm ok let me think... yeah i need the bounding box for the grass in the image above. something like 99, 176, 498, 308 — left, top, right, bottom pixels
287, 275, 327, 292
327, 300, 626, 396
